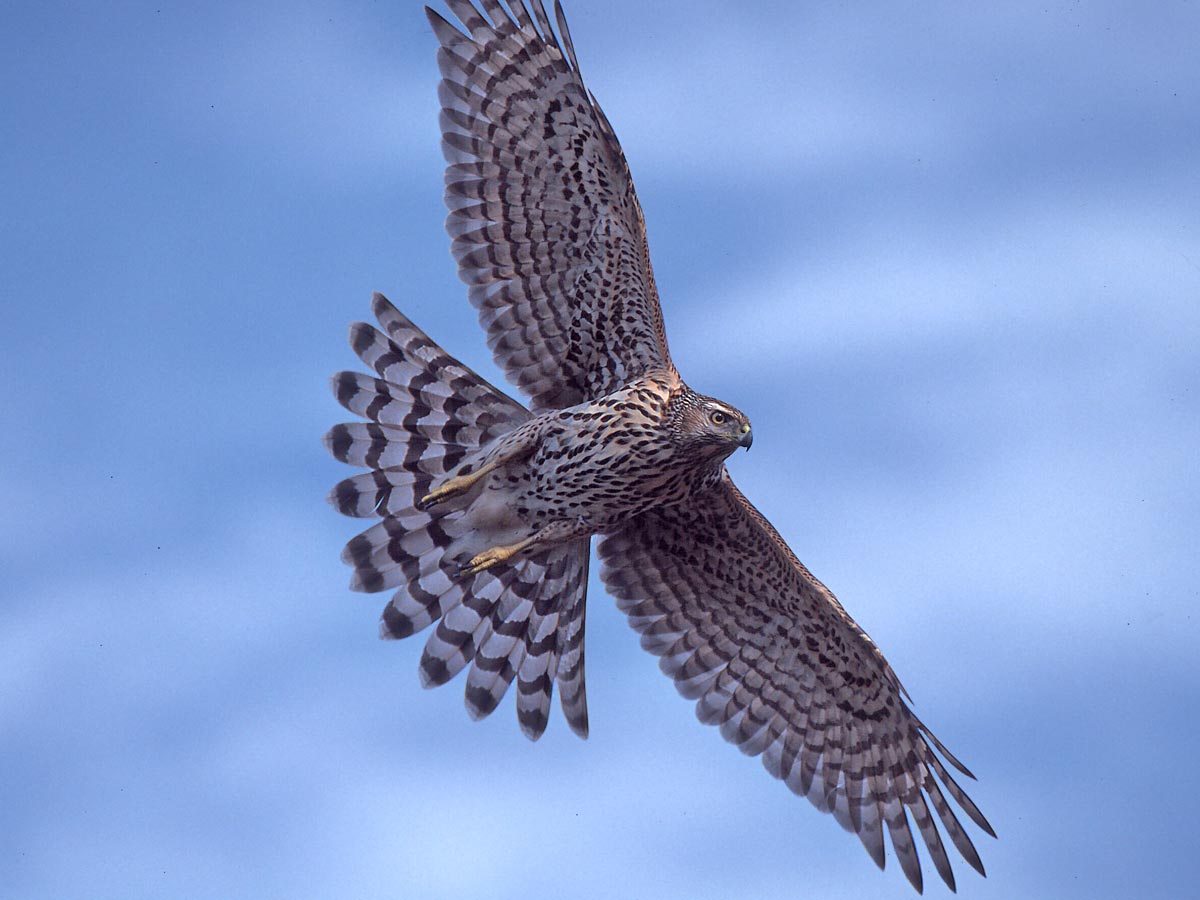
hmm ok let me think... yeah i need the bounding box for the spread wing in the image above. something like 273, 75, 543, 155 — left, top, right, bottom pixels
597, 472, 996, 893
428, 0, 672, 412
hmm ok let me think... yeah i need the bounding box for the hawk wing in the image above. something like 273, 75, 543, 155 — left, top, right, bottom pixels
428, 0, 672, 411
597, 472, 995, 893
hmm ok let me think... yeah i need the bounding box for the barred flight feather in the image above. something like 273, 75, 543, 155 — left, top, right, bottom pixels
599, 471, 995, 892
328, 292, 591, 739
427, 0, 671, 412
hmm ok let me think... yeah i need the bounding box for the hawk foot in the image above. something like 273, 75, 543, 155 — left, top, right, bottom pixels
418, 461, 498, 511
460, 537, 536, 576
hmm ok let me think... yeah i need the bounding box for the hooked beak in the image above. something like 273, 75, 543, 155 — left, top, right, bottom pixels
737, 424, 753, 450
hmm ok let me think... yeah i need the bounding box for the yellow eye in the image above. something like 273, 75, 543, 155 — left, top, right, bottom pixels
710, 410, 727, 426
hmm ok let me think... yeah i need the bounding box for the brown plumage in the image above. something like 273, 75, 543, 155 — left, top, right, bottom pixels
326, 0, 994, 891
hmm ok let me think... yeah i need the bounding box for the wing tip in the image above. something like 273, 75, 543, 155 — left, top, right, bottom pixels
424, 5, 457, 39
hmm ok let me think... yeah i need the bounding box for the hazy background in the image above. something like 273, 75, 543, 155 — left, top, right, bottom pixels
3, 1, 1198, 897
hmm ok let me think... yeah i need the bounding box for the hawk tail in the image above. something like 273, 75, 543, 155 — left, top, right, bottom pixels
326, 292, 590, 739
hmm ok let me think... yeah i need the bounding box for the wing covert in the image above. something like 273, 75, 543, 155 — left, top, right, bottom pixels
597, 472, 995, 892
428, 0, 672, 411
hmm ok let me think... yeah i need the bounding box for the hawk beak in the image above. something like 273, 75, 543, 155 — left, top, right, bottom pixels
737, 425, 753, 450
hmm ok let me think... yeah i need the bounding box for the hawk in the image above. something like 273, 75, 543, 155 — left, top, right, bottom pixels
325, 0, 995, 891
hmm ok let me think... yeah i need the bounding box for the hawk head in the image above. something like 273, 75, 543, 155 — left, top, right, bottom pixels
671, 388, 753, 460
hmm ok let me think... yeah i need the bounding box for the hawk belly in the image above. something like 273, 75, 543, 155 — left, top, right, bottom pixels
437, 371, 718, 567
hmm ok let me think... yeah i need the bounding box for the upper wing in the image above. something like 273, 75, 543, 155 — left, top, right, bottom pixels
597, 472, 995, 893
427, 0, 672, 411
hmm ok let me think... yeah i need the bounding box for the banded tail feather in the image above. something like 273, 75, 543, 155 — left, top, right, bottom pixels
326, 293, 591, 739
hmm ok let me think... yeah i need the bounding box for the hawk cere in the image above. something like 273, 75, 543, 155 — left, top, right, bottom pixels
325, 0, 994, 891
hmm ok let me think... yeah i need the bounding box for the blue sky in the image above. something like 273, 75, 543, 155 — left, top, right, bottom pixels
3, 1, 1198, 897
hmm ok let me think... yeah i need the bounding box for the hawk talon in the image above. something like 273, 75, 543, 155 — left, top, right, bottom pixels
460, 537, 535, 577
418, 462, 498, 511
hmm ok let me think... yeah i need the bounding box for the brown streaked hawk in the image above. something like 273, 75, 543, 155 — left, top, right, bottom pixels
325, 0, 995, 892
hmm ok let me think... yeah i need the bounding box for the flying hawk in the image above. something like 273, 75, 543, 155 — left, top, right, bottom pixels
325, 0, 995, 891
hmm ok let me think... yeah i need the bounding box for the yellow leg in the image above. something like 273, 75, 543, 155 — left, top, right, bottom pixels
418, 460, 499, 510
461, 536, 537, 576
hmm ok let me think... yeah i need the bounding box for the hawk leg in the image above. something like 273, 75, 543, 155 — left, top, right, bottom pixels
460, 519, 592, 577
460, 535, 537, 576
418, 459, 500, 511
419, 420, 546, 511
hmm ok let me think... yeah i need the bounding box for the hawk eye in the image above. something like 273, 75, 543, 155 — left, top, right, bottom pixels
710, 410, 727, 426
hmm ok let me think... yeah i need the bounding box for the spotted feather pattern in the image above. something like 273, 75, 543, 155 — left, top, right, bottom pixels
326, 292, 590, 737
599, 472, 995, 892
429, 0, 672, 412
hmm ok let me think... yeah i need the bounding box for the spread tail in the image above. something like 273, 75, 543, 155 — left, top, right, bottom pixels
325, 293, 589, 738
